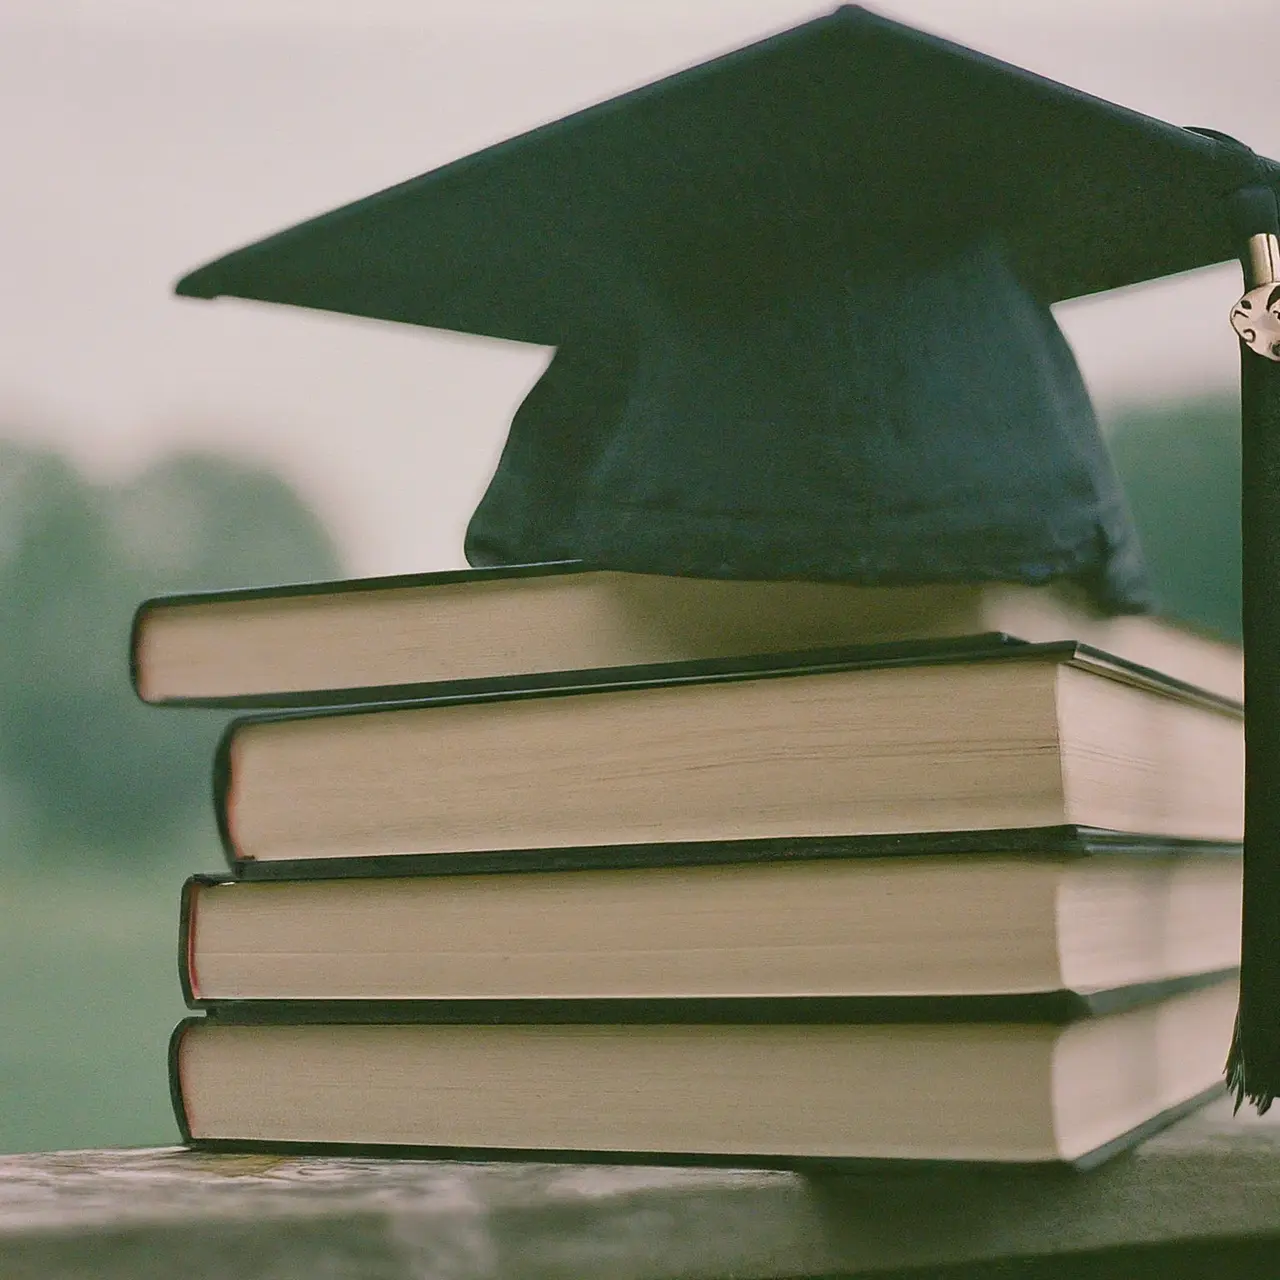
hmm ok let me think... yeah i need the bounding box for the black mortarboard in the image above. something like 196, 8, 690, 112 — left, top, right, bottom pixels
174, 8, 1280, 1108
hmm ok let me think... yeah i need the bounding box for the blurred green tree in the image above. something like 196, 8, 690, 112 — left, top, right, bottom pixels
1105, 397, 1241, 642
0, 441, 341, 860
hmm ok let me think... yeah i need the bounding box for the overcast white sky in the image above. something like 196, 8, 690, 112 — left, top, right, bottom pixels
2, 0, 1278, 574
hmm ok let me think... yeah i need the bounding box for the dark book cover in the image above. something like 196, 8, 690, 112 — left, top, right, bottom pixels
219, 826, 1244, 883
181, 967, 1238, 1025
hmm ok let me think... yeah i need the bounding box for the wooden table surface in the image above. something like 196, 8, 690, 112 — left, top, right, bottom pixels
3, 1095, 1280, 1279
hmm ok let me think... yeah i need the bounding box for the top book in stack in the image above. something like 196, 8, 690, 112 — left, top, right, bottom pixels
131, 561, 1243, 709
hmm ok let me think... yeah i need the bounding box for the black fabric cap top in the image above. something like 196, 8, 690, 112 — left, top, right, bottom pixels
461, 237, 1146, 606
174, 7, 1280, 1109
174, 7, 1280, 607
174, 5, 1278, 606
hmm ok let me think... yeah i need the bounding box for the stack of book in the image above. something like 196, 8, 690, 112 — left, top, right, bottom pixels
134, 562, 1246, 1169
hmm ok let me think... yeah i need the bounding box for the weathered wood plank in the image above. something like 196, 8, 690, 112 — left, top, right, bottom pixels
2, 1096, 1279, 1279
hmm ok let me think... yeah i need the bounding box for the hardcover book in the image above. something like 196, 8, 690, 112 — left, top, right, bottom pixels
132, 562, 1243, 709
213, 640, 1244, 877
170, 977, 1237, 1169
180, 853, 1242, 1010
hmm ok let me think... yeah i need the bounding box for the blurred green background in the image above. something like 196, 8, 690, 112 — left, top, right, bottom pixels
0, 443, 340, 1153
0, 396, 1242, 1153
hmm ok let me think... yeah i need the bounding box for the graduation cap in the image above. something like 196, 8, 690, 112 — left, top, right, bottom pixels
175, 7, 1280, 1109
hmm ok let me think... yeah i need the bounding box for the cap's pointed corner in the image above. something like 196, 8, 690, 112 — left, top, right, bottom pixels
174, 268, 219, 300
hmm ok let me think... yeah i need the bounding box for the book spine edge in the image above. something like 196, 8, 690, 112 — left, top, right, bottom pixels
167, 1019, 198, 1145
213, 723, 242, 874
128, 600, 150, 704
179, 877, 200, 1004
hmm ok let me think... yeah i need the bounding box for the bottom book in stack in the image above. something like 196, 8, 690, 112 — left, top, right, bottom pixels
171, 844, 1242, 1169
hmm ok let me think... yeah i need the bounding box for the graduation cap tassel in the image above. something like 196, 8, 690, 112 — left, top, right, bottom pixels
1228, 182, 1280, 1113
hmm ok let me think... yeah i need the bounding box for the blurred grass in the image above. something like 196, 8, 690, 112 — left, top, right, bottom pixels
0, 835, 222, 1155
